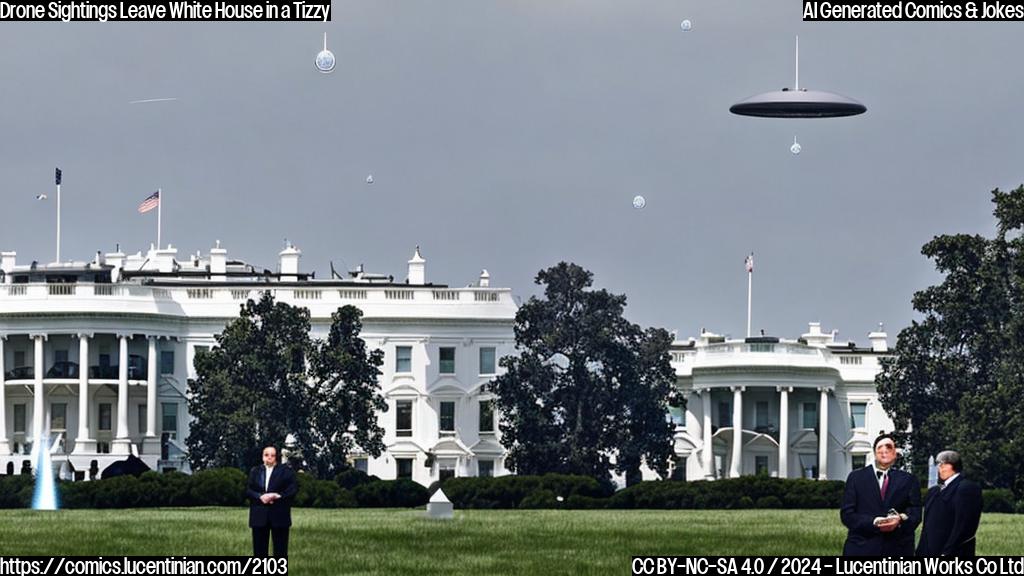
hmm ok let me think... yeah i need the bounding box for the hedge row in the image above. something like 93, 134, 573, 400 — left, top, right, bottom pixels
2, 470, 1022, 512
0, 468, 428, 509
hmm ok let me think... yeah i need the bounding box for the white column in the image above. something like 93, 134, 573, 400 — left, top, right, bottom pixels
818, 387, 829, 480
778, 386, 790, 479
730, 386, 744, 478
702, 389, 713, 479
73, 333, 95, 454
32, 334, 46, 446
146, 338, 157, 437
112, 334, 131, 455
0, 335, 9, 456
143, 337, 161, 456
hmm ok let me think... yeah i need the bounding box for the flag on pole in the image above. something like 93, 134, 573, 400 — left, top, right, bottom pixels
138, 190, 160, 213
55, 168, 62, 186
745, 253, 754, 273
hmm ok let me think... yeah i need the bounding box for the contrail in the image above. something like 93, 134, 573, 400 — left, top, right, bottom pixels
129, 97, 178, 104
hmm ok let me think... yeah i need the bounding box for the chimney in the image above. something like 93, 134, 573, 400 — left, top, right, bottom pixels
154, 244, 178, 273
105, 249, 126, 282
1, 252, 15, 284
801, 322, 832, 348
407, 246, 426, 285
868, 323, 888, 352
279, 244, 301, 282
210, 240, 227, 282
479, 269, 490, 287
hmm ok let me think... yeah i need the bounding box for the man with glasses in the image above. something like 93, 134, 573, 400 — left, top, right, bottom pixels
916, 450, 983, 557
840, 433, 922, 556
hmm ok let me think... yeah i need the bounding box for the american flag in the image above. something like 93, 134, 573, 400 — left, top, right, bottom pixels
745, 253, 754, 273
138, 190, 160, 213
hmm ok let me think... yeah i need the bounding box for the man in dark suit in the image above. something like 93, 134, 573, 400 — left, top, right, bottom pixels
247, 445, 298, 557
841, 433, 922, 556
916, 450, 983, 557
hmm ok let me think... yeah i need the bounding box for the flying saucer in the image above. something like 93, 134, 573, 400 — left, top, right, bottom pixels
730, 37, 866, 119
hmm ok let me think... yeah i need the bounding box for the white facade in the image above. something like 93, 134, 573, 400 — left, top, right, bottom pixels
2, 242, 894, 486
665, 323, 894, 482
0, 244, 516, 483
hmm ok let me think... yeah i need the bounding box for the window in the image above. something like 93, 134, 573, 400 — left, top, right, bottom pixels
479, 400, 494, 433
14, 404, 26, 433
138, 404, 147, 434
99, 353, 111, 368
438, 458, 456, 481
160, 350, 174, 375
396, 458, 413, 480
479, 347, 496, 375
99, 403, 112, 431
755, 401, 770, 428
667, 405, 685, 426
799, 453, 818, 479
802, 402, 817, 429
396, 400, 412, 437
14, 350, 25, 368
439, 347, 455, 374
718, 402, 732, 427
852, 454, 867, 469
756, 455, 769, 476
395, 346, 412, 373
478, 460, 494, 478
55, 350, 68, 364
162, 403, 178, 437
439, 401, 455, 434
354, 458, 368, 473
850, 402, 867, 429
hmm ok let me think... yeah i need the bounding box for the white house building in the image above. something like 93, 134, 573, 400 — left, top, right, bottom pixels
0, 244, 517, 484
665, 324, 895, 482
2, 241, 894, 486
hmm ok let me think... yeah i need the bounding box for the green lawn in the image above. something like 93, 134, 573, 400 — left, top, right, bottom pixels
1, 508, 1021, 575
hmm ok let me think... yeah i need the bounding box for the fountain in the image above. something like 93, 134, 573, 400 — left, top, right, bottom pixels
31, 432, 60, 510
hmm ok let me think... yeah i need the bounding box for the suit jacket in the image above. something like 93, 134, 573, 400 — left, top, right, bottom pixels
840, 466, 922, 556
247, 464, 299, 528
916, 476, 982, 557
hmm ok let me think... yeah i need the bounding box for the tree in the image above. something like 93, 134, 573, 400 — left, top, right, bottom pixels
491, 262, 680, 485
306, 305, 388, 478
187, 292, 312, 471
877, 186, 1024, 496
187, 294, 388, 478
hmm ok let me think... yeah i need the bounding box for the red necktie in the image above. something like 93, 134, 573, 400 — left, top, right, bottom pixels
880, 474, 889, 500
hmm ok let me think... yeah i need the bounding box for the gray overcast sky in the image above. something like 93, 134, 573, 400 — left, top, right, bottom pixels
2, 2, 1022, 343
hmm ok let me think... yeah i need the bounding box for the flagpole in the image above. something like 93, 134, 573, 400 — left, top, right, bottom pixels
157, 188, 162, 249
746, 254, 753, 338
56, 182, 61, 263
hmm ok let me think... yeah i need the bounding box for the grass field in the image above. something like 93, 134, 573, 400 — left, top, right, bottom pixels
1, 508, 1022, 575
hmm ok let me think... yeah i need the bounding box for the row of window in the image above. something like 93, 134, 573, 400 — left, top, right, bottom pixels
394, 346, 497, 375
9, 403, 179, 435
395, 399, 495, 436
707, 401, 868, 430
376, 457, 495, 480
4, 350, 176, 375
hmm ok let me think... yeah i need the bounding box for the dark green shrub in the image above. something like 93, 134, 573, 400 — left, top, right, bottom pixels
295, 474, 356, 508
190, 468, 246, 506
982, 489, 1016, 513
519, 489, 558, 509
353, 479, 428, 508
335, 468, 379, 491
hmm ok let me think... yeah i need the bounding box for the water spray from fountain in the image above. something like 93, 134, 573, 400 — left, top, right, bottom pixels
31, 428, 60, 510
